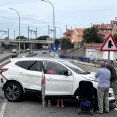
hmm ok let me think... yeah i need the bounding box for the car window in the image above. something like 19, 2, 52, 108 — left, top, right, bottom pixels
29, 61, 43, 71
59, 60, 84, 74
15, 61, 43, 71
44, 62, 67, 75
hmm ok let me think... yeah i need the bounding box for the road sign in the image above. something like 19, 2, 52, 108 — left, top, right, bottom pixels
58, 44, 61, 50
58, 44, 61, 47
58, 47, 61, 50
52, 46, 58, 52
100, 34, 117, 51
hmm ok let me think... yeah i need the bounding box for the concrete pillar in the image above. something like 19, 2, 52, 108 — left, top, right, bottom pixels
24, 43, 25, 50
48, 44, 51, 49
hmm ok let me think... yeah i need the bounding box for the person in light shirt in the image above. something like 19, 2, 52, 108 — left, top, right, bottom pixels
95, 61, 111, 114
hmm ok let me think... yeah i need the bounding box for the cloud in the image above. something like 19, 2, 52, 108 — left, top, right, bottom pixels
0, 0, 117, 39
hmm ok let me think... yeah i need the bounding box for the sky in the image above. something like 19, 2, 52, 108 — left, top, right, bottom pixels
0, 0, 117, 39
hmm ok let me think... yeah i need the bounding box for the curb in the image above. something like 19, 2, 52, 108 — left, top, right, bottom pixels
0, 53, 37, 64
0, 55, 12, 63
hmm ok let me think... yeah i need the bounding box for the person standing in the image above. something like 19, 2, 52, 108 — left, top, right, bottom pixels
106, 63, 117, 110
41, 70, 51, 107
95, 61, 111, 114
41, 71, 46, 107
57, 99, 64, 108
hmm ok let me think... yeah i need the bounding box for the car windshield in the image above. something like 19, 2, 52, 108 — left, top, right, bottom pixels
59, 60, 85, 74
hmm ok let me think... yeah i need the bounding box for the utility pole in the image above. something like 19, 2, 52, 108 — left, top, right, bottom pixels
36, 28, 37, 39
28, 26, 37, 53
28, 26, 29, 39
0, 30, 9, 39
28, 26, 37, 39
66, 25, 67, 31
8, 28, 9, 39
14, 30, 15, 40
48, 25, 50, 37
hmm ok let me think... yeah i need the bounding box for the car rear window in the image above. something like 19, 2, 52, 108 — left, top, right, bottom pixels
15, 61, 43, 71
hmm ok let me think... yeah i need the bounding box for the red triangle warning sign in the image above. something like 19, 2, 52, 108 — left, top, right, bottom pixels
100, 34, 117, 51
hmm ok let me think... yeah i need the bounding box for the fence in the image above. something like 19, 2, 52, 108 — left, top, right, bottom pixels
59, 55, 117, 67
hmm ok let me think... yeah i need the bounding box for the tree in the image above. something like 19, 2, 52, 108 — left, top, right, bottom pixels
113, 33, 117, 42
4, 37, 9, 40
55, 38, 73, 49
36, 35, 49, 40
83, 27, 104, 43
16, 36, 27, 39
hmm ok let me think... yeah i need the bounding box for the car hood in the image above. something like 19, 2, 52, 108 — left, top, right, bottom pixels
81, 72, 97, 81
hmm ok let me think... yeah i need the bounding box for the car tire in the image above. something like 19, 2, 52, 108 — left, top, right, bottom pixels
4, 82, 23, 102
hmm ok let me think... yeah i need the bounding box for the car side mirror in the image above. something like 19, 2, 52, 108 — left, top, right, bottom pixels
64, 70, 72, 76
68, 70, 72, 75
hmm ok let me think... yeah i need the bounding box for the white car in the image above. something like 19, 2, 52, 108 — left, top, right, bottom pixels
11, 49, 17, 53
0, 57, 115, 102
26, 48, 30, 52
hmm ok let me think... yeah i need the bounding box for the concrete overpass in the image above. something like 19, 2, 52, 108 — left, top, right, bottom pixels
0, 39, 54, 44
0, 39, 54, 49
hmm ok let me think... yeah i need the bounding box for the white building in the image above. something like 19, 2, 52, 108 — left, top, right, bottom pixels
84, 43, 117, 60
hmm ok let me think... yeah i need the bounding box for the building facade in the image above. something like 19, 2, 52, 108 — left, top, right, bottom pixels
93, 23, 112, 38
63, 30, 72, 41
84, 43, 117, 60
93, 17, 117, 38
64, 28, 84, 43
112, 17, 117, 34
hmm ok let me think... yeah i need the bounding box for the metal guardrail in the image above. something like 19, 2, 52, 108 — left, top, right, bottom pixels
59, 55, 117, 68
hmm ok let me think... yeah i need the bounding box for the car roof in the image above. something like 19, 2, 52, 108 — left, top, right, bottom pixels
10, 57, 65, 63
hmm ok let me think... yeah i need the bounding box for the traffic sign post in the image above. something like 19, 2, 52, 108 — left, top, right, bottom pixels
58, 44, 61, 51
52, 46, 58, 57
58, 47, 61, 50
100, 34, 117, 62
58, 44, 61, 47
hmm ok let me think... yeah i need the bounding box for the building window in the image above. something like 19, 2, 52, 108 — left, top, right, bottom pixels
73, 34, 76, 38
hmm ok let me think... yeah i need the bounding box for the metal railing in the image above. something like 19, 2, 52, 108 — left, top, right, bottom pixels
59, 55, 117, 68
0, 39, 53, 44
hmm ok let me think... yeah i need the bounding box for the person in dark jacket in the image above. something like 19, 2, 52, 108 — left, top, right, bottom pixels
106, 63, 117, 110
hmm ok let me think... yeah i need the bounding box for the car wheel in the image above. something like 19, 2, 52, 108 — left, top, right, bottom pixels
4, 83, 23, 102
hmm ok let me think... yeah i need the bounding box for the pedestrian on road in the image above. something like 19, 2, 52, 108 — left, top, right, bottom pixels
41, 71, 47, 107
42, 69, 57, 107
57, 99, 64, 108
106, 63, 117, 110
95, 61, 111, 114
41, 71, 51, 107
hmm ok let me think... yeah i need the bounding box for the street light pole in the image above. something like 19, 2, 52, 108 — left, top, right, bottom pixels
56, 27, 62, 44
56, 27, 62, 55
41, 0, 56, 57
9, 8, 20, 56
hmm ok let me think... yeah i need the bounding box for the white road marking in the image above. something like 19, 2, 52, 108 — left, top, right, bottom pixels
0, 101, 7, 117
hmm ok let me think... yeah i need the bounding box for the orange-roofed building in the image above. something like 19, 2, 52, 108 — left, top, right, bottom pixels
93, 23, 112, 38
63, 30, 72, 40
70, 28, 84, 43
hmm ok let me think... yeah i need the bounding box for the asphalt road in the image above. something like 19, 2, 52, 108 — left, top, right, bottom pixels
0, 50, 117, 117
